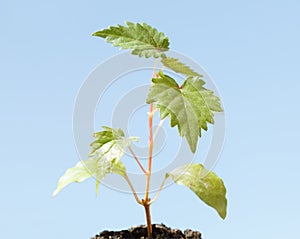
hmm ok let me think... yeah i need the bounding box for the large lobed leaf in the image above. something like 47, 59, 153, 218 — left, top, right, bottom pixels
93, 21, 169, 58
53, 127, 134, 196
161, 57, 202, 77
146, 72, 222, 153
167, 163, 227, 219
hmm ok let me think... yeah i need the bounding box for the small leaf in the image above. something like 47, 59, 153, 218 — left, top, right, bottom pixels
90, 126, 131, 156
146, 72, 222, 153
93, 21, 169, 58
166, 163, 227, 219
53, 127, 135, 196
94, 158, 126, 195
161, 57, 202, 77
52, 158, 97, 196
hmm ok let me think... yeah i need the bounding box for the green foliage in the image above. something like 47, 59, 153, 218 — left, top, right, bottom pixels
54, 22, 228, 228
167, 163, 227, 219
146, 72, 222, 153
53, 127, 135, 196
93, 21, 169, 58
52, 158, 97, 196
161, 57, 202, 77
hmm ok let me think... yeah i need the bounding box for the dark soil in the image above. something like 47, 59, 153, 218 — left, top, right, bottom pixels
91, 224, 202, 239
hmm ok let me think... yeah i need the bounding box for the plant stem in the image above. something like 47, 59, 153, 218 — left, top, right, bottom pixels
143, 103, 154, 238
153, 118, 166, 142
142, 61, 157, 239
143, 201, 152, 238
149, 176, 167, 205
147, 103, 154, 183
128, 146, 147, 174
124, 174, 142, 205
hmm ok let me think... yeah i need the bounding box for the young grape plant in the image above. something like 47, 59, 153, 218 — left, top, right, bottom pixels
53, 22, 227, 239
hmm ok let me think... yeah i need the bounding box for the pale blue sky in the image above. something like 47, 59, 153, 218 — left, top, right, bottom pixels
1, 0, 300, 238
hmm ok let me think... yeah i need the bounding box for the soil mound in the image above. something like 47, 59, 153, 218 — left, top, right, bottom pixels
91, 224, 202, 239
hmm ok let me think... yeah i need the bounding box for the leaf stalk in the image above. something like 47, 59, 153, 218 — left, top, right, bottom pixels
149, 176, 168, 205
128, 146, 147, 174
124, 174, 142, 205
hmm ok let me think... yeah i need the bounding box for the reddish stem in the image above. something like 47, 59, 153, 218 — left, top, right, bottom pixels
128, 146, 147, 174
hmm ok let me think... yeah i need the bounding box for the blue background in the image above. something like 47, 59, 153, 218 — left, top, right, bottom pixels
1, 0, 300, 238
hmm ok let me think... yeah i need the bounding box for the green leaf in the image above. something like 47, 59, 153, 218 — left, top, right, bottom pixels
53, 127, 134, 196
94, 158, 126, 195
146, 72, 222, 153
166, 163, 227, 219
90, 126, 128, 156
92, 21, 169, 58
161, 57, 202, 77
52, 158, 97, 196
91, 127, 132, 194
